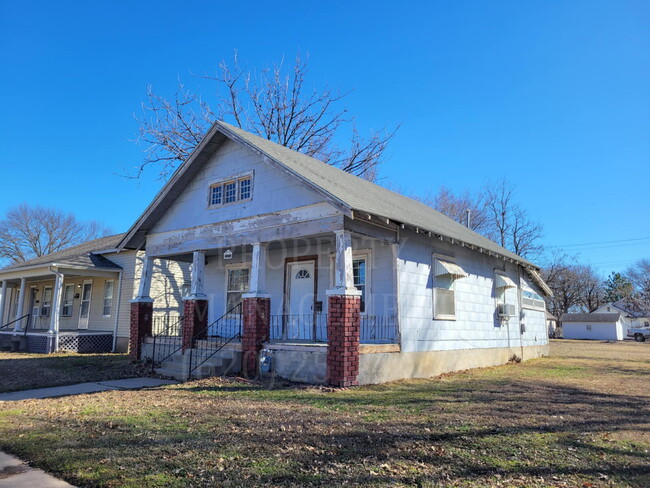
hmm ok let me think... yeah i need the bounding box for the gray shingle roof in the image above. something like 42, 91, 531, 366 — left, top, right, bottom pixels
216, 121, 535, 266
120, 120, 541, 271
561, 313, 621, 323
0, 234, 125, 273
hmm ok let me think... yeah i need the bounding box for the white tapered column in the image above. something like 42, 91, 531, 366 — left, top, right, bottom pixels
0, 281, 7, 327
49, 273, 64, 335
135, 255, 154, 301
244, 243, 268, 298
188, 251, 206, 299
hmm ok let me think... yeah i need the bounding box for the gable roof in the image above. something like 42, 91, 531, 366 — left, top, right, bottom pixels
118, 121, 538, 270
0, 234, 125, 274
611, 299, 650, 318
561, 312, 621, 323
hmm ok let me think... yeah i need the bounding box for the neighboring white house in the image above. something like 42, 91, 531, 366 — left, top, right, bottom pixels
561, 313, 625, 341
546, 311, 559, 338
1, 121, 553, 386
593, 300, 650, 331
0, 237, 189, 353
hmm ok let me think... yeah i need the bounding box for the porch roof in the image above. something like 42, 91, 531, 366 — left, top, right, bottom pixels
0, 234, 125, 279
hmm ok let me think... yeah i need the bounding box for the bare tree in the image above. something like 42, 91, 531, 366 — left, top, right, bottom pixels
0, 203, 112, 265
624, 259, 650, 309
422, 179, 543, 259
135, 52, 397, 181
420, 186, 490, 234
541, 251, 605, 319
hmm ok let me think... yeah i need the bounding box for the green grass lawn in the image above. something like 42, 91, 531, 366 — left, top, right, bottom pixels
0, 352, 144, 392
0, 340, 648, 487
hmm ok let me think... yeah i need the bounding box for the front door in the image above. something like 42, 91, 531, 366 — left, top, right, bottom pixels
286, 261, 315, 340
28, 287, 38, 329
78, 281, 93, 329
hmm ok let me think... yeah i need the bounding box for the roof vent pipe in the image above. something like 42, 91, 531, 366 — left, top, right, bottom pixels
466, 209, 471, 228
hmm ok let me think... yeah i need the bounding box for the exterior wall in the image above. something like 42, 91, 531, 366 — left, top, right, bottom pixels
359, 344, 549, 385
109, 251, 190, 351
15, 275, 119, 332
202, 235, 395, 325
563, 321, 624, 341
150, 139, 327, 235
262, 344, 327, 384
396, 230, 548, 354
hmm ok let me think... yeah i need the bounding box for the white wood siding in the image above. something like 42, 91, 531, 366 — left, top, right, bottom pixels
151, 139, 329, 234
397, 231, 548, 353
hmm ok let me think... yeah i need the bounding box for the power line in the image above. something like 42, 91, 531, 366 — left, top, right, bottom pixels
552, 236, 650, 248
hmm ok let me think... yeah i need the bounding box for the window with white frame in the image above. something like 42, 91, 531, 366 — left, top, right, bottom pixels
521, 287, 545, 311
41, 287, 53, 317
433, 256, 467, 320
209, 174, 253, 208
353, 257, 367, 313
103, 280, 114, 317
62, 284, 74, 317
226, 265, 250, 311
495, 272, 517, 320
329, 251, 370, 313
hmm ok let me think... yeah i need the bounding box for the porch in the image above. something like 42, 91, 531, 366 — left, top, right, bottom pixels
136, 229, 400, 384
0, 264, 122, 354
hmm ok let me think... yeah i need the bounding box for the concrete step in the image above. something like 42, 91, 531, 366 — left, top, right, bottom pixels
155, 350, 242, 380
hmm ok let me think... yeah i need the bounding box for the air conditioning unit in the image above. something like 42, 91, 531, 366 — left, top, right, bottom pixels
497, 303, 516, 318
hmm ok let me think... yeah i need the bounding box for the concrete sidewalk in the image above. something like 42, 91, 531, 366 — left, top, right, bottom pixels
0, 451, 73, 487
0, 377, 176, 402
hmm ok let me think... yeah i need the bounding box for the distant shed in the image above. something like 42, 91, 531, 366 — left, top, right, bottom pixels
561, 313, 624, 341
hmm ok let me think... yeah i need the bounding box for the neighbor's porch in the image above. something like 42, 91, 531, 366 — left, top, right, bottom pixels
0, 267, 121, 354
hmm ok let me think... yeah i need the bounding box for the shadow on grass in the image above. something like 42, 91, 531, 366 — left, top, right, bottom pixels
4, 377, 647, 487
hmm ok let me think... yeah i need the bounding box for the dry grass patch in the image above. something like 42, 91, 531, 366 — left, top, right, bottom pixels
0, 352, 144, 393
0, 340, 648, 487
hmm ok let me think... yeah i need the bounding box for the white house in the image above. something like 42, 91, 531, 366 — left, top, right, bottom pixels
561, 312, 625, 341
593, 300, 650, 331
0, 121, 552, 386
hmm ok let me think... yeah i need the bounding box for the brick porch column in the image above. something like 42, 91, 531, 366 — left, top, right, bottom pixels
241, 297, 270, 377
326, 294, 361, 387
129, 299, 153, 360
327, 230, 361, 387
181, 299, 208, 352
129, 254, 155, 360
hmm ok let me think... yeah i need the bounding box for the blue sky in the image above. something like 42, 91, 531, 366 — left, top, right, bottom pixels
1, 0, 648, 274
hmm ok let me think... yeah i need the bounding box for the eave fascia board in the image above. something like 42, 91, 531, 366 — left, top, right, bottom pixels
116, 123, 225, 252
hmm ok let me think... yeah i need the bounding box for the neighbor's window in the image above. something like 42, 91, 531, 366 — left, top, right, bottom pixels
62, 284, 74, 317
586, 324, 592, 331
209, 174, 253, 207
226, 266, 250, 311
103, 280, 114, 317
41, 287, 53, 317
433, 257, 467, 320
353, 258, 367, 313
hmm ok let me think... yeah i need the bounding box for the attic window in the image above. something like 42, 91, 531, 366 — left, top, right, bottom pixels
209, 174, 253, 208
